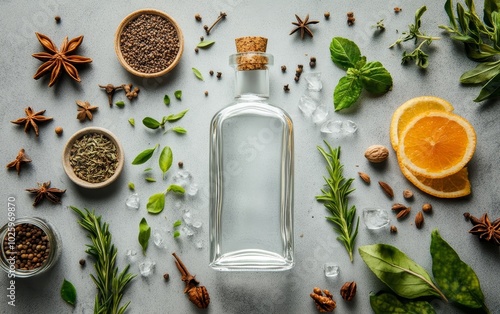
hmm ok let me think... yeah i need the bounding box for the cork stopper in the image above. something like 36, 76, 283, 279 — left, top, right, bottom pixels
234, 36, 269, 70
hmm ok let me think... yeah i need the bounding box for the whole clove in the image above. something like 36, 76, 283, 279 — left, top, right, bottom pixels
172, 253, 210, 309
99, 84, 123, 107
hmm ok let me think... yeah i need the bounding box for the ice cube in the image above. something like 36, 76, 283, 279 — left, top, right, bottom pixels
343, 120, 358, 134
298, 94, 319, 117
174, 201, 182, 209
312, 103, 328, 124
173, 170, 193, 188
320, 120, 343, 134
304, 72, 323, 91
182, 226, 195, 237
195, 239, 203, 249
125, 193, 140, 210
324, 263, 340, 277
363, 208, 390, 230
182, 212, 193, 225
192, 221, 202, 229
138, 258, 156, 277
187, 183, 199, 196
125, 249, 138, 263
153, 229, 165, 248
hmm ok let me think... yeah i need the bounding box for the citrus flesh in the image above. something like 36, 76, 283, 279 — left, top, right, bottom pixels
398, 110, 476, 179
390, 96, 454, 151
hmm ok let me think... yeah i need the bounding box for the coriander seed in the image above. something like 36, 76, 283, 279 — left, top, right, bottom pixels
195, 47, 199, 53
209, 70, 214, 76
422, 203, 432, 213
281, 65, 287, 72
55, 126, 63, 135
163, 273, 170, 281
324, 12, 330, 19
195, 13, 202, 21
204, 90, 209, 96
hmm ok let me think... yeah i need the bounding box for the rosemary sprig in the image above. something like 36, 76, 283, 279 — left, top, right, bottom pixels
71, 206, 135, 314
316, 142, 359, 262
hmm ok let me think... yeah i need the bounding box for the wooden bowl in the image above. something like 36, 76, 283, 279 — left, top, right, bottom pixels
62, 127, 124, 189
114, 9, 184, 78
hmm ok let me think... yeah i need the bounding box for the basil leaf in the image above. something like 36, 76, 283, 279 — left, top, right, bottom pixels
115, 100, 125, 108
167, 184, 185, 194
174, 90, 182, 100
329, 37, 361, 70
171, 127, 187, 134
173, 220, 182, 228
474, 71, 500, 101
359, 61, 393, 94
138, 218, 151, 254
164, 94, 171, 106
192, 67, 204, 81
132, 145, 158, 165
142, 117, 161, 129
147, 192, 165, 214
334, 76, 362, 111
159, 146, 173, 176
128, 118, 135, 126
197, 40, 215, 48
166, 109, 189, 122
173, 230, 180, 238
61, 279, 77, 306
460, 60, 500, 84
430, 230, 488, 310
370, 292, 436, 314
359, 244, 444, 299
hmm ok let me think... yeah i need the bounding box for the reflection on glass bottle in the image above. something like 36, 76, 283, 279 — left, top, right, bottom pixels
209, 37, 294, 271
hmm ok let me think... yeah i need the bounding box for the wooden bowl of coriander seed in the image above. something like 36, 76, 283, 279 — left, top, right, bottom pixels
62, 127, 124, 189
114, 9, 184, 78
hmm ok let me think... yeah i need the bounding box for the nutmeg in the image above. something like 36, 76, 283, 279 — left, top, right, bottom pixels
364, 145, 389, 163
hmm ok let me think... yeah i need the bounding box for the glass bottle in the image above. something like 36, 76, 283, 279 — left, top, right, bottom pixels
209, 37, 294, 271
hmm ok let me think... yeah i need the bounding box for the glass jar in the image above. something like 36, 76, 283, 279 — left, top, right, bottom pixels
0, 217, 62, 278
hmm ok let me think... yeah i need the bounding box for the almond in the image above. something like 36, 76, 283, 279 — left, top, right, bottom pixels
396, 207, 411, 219
378, 181, 394, 198
391, 203, 407, 211
364, 145, 389, 163
415, 211, 424, 228
358, 172, 371, 184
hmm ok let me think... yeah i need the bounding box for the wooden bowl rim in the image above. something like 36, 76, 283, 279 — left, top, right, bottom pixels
114, 8, 184, 78
62, 127, 124, 189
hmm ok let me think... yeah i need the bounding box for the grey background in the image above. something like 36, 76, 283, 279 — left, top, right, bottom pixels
1, 0, 499, 313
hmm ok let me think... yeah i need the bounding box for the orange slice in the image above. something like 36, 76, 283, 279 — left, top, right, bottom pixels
398, 110, 476, 179
390, 96, 454, 151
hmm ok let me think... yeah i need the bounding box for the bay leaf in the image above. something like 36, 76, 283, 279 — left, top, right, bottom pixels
370, 292, 436, 314
61, 279, 77, 306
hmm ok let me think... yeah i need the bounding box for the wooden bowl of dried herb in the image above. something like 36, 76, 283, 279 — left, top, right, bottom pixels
114, 9, 184, 78
62, 127, 124, 189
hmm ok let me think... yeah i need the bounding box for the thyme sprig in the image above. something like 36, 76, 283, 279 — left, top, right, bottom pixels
316, 142, 359, 262
71, 206, 135, 314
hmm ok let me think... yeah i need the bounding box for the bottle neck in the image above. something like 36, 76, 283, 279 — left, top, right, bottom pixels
234, 69, 270, 99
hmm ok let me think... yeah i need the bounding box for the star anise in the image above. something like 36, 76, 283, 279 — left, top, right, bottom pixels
26, 181, 66, 207
32, 32, 92, 87
290, 14, 319, 39
76, 100, 98, 121
6, 148, 32, 175
465, 212, 500, 246
11, 107, 53, 136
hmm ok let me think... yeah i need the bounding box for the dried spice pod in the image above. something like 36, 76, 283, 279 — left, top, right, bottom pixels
172, 252, 210, 309
415, 211, 424, 229
422, 203, 432, 213
11, 107, 53, 137
25, 181, 66, 206
340, 281, 357, 301
310, 287, 336, 312
6, 148, 31, 175
378, 181, 394, 198
465, 213, 500, 245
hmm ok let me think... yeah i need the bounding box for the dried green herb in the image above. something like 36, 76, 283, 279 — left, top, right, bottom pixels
128, 118, 135, 126
61, 279, 77, 306
128, 182, 135, 190
174, 90, 182, 100
71, 206, 135, 314
166, 109, 189, 122
197, 40, 215, 48
173, 220, 182, 238
370, 292, 435, 314
147, 184, 185, 214
173, 230, 181, 238
144, 168, 153, 172
171, 127, 187, 134
138, 218, 151, 254
164, 94, 171, 106
145, 177, 156, 182
316, 141, 359, 262
115, 100, 125, 108
192, 67, 204, 80
173, 220, 182, 228
143, 110, 188, 130
131, 144, 158, 165
159, 146, 173, 178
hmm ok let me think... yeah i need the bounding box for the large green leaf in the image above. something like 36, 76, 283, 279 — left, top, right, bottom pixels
359, 244, 445, 299
60, 279, 77, 306
370, 292, 436, 314
474, 71, 500, 101
333, 75, 362, 111
359, 61, 393, 94
159, 146, 173, 176
146, 192, 165, 214
460, 60, 500, 84
138, 218, 151, 254
131, 145, 158, 165
430, 230, 488, 310
329, 37, 361, 70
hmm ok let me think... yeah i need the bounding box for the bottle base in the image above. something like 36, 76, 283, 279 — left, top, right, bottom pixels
209, 249, 294, 271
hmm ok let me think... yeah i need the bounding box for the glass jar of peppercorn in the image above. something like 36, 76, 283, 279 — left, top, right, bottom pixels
0, 217, 62, 278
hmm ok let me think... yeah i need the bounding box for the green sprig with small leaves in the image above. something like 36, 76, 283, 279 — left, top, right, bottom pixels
71, 206, 135, 314
316, 141, 359, 262
389, 6, 440, 68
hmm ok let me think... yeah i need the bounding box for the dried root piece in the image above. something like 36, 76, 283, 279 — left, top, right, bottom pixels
123, 83, 140, 100
310, 287, 336, 312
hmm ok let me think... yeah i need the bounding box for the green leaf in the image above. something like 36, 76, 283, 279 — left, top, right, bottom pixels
173, 230, 180, 238
359, 61, 393, 94
128, 182, 135, 190
159, 146, 173, 176
334, 75, 362, 111
329, 37, 362, 70
144, 167, 153, 172
359, 244, 446, 300
147, 192, 165, 214
370, 292, 436, 314
430, 230, 488, 310
171, 126, 187, 134
414, 5, 427, 28
128, 118, 135, 126
138, 218, 151, 254
115, 100, 125, 108
443, 0, 457, 29
132, 145, 158, 165
173, 220, 182, 228
142, 117, 161, 129
174, 90, 182, 100
167, 184, 185, 194
145, 177, 156, 182
460, 60, 500, 84
474, 71, 500, 101
192, 67, 204, 81
491, 11, 500, 49
61, 279, 77, 306
164, 95, 171, 106
484, 0, 500, 27
197, 40, 215, 48
166, 109, 189, 122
